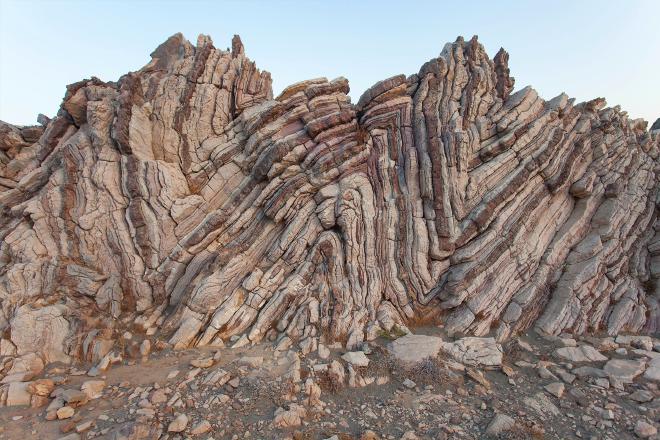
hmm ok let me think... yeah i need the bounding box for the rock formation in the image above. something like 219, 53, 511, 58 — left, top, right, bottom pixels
0, 33, 658, 369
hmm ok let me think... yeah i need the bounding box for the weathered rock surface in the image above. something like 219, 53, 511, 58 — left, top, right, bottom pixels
341, 351, 370, 367
555, 345, 608, 363
387, 334, 444, 364
0, 33, 658, 377
603, 358, 646, 383
440, 337, 503, 367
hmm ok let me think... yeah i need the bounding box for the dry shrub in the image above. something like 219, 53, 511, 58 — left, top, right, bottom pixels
405, 356, 443, 386
317, 370, 343, 394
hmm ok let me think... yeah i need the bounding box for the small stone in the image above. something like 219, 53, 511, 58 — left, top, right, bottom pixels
544, 382, 565, 398
190, 420, 211, 435
634, 420, 657, 438
556, 369, 576, 384
569, 388, 589, 407
360, 430, 379, 440
27, 378, 55, 396
629, 390, 654, 403
643, 358, 660, 382
272, 404, 306, 428
318, 344, 330, 360
402, 378, 416, 389
57, 406, 75, 420
150, 388, 168, 404
594, 378, 610, 389
616, 335, 653, 351
61, 389, 89, 406
81, 380, 105, 399
238, 356, 263, 368
190, 358, 214, 368
486, 413, 516, 436
559, 338, 577, 347
538, 365, 558, 380
75, 421, 94, 433
168, 413, 189, 433
341, 351, 370, 367
523, 393, 560, 417
599, 408, 614, 420
572, 366, 607, 378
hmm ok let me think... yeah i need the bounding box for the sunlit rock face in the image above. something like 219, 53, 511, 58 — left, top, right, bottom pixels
0, 33, 658, 364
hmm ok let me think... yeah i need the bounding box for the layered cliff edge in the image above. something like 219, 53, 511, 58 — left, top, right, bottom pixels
0, 33, 658, 372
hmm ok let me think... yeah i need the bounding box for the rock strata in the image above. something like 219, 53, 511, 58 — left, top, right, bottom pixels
0, 33, 658, 377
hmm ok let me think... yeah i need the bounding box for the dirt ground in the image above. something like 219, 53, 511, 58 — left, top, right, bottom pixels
0, 328, 658, 439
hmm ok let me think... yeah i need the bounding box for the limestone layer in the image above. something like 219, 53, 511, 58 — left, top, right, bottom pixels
0, 34, 658, 366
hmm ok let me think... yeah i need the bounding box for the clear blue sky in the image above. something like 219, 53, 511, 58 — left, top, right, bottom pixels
1, 0, 658, 126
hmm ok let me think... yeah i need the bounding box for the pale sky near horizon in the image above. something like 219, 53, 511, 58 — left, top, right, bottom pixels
1, 0, 658, 126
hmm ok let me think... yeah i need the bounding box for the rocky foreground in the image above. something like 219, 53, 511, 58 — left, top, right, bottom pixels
1, 328, 660, 439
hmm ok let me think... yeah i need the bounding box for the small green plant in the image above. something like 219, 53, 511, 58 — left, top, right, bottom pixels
376, 325, 408, 341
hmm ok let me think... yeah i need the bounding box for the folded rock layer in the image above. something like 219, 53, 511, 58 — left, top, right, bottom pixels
0, 33, 658, 365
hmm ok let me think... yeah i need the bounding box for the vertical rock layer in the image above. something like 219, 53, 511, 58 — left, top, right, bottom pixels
0, 34, 658, 366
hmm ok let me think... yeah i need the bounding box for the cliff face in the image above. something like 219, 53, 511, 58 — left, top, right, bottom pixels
0, 33, 658, 366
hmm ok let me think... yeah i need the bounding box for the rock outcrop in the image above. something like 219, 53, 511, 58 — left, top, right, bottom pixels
0, 33, 658, 371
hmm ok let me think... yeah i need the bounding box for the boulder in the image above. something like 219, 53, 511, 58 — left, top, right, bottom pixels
554, 345, 607, 363
387, 334, 444, 365
643, 357, 660, 382
441, 337, 503, 367
10, 305, 71, 363
341, 351, 370, 367
603, 359, 646, 383
6, 382, 31, 406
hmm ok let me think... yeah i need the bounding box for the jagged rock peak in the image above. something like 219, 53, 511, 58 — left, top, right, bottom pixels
0, 34, 658, 372
652, 118, 660, 133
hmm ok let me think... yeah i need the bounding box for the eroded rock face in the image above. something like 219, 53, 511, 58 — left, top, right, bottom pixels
0, 33, 658, 369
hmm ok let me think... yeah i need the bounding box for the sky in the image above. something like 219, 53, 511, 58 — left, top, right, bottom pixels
1, 0, 658, 126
